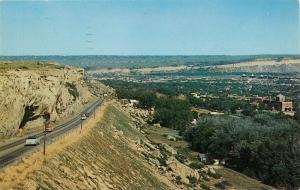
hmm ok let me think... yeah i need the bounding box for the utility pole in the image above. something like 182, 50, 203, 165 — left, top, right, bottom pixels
43, 124, 46, 156
80, 115, 83, 133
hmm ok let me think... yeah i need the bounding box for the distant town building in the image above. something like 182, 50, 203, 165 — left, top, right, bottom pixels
250, 94, 293, 113
191, 92, 200, 98
210, 111, 224, 115
119, 99, 140, 106
251, 95, 272, 103
278, 101, 293, 112
119, 99, 129, 104
199, 153, 207, 162
129, 99, 139, 106
275, 94, 293, 112
276, 94, 286, 102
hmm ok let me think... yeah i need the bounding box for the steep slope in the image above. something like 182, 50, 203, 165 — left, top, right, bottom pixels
0, 62, 95, 137
1, 102, 175, 190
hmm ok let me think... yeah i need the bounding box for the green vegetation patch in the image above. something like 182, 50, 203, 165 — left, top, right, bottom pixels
184, 113, 300, 189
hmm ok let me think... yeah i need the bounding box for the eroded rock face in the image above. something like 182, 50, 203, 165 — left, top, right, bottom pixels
166, 156, 200, 185
160, 143, 177, 155
85, 80, 115, 99
0, 66, 94, 137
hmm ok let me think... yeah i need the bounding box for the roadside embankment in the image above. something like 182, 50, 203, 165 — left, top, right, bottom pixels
0, 101, 174, 190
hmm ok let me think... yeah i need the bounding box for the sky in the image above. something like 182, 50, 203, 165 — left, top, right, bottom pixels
0, 0, 299, 55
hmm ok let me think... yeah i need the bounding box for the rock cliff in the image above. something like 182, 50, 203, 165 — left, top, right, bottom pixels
211, 58, 300, 74
0, 62, 99, 137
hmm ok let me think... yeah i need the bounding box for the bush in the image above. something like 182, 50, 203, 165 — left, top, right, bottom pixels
175, 154, 187, 164
207, 170, 221, 179
189, 162, 204, 169
187, 176, 197, 186
153, 97, 193, 130
200, 183, 211, 190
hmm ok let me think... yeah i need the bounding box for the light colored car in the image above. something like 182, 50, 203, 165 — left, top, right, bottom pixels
25, 136, 40, 146
81, 114, 87, 120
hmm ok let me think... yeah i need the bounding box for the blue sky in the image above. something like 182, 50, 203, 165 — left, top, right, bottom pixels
0, 0, 299, 55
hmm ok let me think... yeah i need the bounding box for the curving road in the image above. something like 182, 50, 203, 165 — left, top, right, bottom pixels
0, 99, 102, 168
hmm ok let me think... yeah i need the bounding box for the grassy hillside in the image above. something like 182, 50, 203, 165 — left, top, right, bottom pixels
10, 103, 169, 190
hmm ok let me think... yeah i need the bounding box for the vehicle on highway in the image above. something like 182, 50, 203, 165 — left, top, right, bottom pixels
81, 114, 87, 120
85, 112, 90, 117
44, 122, 53, 132
25, 136, 40, 146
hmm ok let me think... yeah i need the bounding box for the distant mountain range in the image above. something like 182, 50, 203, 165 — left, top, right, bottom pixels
0, 55, 299, 70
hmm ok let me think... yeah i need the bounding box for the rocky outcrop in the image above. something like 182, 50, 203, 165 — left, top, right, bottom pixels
0, 64, 95, 137
166, 135, 176, 141
166, 156, 200, 185
210, 59, 300, 74
160, 143, 177, 155
85, 79, 115, 100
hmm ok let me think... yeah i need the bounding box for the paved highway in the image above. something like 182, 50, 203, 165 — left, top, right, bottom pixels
0, 99, 102, 168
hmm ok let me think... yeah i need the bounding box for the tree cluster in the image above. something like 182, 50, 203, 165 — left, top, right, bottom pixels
153, 97, 193, 131
116, 88, 156, 109
189, 96, 253, 114
116, 88, 193, 131
184, 113, 300, 189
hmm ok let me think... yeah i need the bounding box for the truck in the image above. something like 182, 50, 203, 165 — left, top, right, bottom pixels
44, 121, 53, 132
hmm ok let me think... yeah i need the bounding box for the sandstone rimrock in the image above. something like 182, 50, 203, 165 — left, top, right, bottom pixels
0, 63, 95, 137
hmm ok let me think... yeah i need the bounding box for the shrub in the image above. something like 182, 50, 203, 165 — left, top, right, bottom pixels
207, 170, 221, 179
189, 162, 204, 169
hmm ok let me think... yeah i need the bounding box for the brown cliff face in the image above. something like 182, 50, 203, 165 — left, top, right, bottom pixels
0, 63, 94, 137
211, 59, 300, 73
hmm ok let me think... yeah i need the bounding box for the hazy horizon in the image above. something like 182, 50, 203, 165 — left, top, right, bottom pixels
0, 54, 300, 57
